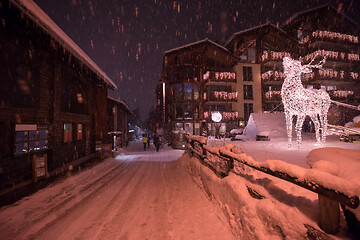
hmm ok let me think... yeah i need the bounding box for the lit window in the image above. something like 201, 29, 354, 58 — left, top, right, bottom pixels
64, 123, 72, 143
77, 124, 83, 140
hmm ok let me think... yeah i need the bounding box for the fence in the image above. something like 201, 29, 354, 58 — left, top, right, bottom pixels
185, 133, 359, 234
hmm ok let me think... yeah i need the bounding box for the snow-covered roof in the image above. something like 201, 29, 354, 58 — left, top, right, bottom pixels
108, 96, 132, 114
281, 3, 359, 29
164, 38, 235, 57
225, 23, 292, 47
10, 0, 117, 90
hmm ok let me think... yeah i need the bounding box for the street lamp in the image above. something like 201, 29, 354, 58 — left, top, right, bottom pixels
211, 111, 222, 139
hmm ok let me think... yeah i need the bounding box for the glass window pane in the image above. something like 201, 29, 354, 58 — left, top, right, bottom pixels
176, 104, 183, 119
175, 84, 182, 99
184, 123, 193, 134
29, 130, 36, 141
39, 140, 48, 149
39, 130, 48, 140
193, 85, 199, 100
16, 143, 27, 154
16, 131, 28, 143
184, 83, 192, 100
184, 104, 193, 119
175, 122, 183, 130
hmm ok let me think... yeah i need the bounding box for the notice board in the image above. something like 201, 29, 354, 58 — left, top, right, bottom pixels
32, 154, 49, 182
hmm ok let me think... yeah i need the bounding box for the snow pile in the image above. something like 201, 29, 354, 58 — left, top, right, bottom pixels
242, 113, 287, 140
345, 115, 360, 129
182, 153, 314, 239
230, 129, 243, 135
306, 147, 360, 220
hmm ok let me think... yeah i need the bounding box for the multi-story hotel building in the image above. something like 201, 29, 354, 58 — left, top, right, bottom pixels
281, 4, 359, 124
225, 23, 298, 112
158, 4, 359, 140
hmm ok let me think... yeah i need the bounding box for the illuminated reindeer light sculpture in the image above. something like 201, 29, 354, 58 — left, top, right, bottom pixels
282, 56, 330, 148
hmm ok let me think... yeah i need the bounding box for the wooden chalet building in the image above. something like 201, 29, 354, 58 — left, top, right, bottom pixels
0, 0, 117, 205
225, 23, 298, 112
160, 39, 240, 142
281, 4, 360, 124
107, 97, 132, 149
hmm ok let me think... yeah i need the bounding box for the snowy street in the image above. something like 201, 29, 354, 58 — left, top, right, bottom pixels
0, 141, 235, 240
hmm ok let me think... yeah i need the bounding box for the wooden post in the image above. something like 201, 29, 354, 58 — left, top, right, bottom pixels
318, 194, 340, 234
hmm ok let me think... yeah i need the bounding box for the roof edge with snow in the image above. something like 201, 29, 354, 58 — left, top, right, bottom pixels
281, 3, 359, 29
164, 38, 238, 59
10, 0, 117, 90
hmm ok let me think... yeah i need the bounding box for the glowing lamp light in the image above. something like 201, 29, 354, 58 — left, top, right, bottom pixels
211, 111, 222, 123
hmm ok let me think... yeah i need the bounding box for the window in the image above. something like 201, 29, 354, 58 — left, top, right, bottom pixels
243, 66, 253, 81
15, 124, 48, 154
244, 103, 253, 120
77, 124, 83, 140
184, 83, 192, 100
174, 84, 182, 100
175, 122, 183, 130
64, 123, 72, 143
243, 85, 253, 100
176, 104, 183, 119
193, 85, 199, 100
184, 123, 193, 134
184, 104, 193, 119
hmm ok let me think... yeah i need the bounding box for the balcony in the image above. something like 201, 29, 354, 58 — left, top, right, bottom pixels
261, 70, 285, 83
261, 51, 291, 67
303, 50, 359, 66
263, 90, 282, 102
203, 71, 236, 83
328, 90, 354, 101
300, 30, 359, 46
303, 69, 359, 83
205, 91, 238, 102
204, 111, 239, 121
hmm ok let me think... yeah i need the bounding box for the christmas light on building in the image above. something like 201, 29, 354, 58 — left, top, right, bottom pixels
282, 56, 331, 148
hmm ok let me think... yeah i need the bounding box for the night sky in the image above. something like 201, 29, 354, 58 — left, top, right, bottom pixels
33, 0, 359, 120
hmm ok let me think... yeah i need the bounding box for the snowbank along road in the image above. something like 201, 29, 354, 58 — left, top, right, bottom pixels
0, 140, 235, 240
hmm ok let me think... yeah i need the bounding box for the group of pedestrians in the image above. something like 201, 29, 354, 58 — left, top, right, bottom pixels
142, 133, 161, 152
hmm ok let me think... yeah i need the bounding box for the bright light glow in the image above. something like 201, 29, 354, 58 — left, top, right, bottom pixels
261, 70, 285, 81
282, 56, 331, 148
261, 51, 290, 61
213, 91, 238, 100
300, 30, 359, 44
211, 111, 222, 123
203, 71, 236, 81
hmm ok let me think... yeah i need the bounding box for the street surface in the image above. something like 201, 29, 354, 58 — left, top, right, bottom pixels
0, 141, 235, 240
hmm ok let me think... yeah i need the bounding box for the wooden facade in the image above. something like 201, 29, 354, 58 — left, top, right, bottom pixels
107, 97, 132, 148
0, 0, 116, 205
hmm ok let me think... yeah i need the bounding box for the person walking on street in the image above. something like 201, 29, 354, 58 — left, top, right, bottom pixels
154, 135, 160, 152
147, 135, 151, 148
142, 134, 148, 151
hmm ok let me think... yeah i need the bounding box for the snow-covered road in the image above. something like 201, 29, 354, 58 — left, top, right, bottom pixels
0, 141, 235, 240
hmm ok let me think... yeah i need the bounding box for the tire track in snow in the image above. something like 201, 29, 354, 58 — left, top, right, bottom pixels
21, 159, 134, 240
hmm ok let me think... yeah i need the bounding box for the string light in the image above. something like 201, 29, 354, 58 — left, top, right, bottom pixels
261, 51, 290, 61
213, 91, 238, 100
203, 71, 236, 81
282, 56, 331, 148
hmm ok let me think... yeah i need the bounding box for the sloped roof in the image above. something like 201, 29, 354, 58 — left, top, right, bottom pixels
281, 3, 359, 29
225, 23, 295, 47
108, 96, 132, 114
164, 38, 238, 58
10, 0, 117, 89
